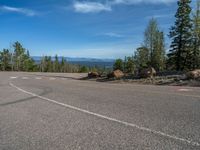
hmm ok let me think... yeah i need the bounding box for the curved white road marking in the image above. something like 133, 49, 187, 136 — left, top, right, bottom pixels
22, 77, 29, 80
49, 77, 56, 80
9, 82, 200, 147
10, 76, 18, 79
35, 77, 42, 80
178, 89, 192, 92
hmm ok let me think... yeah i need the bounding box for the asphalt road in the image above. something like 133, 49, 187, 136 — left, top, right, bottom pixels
1, 72, 200, 150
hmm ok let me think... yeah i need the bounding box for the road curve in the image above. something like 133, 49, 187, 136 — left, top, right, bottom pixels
1, 72, 200, 150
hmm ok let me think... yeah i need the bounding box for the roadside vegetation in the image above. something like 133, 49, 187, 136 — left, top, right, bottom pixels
113, 0, 200, 73
0, 0, 200, 83
109, 0, 200, 82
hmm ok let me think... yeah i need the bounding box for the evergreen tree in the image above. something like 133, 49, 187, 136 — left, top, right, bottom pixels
54, 54, 60, 72
60, 57, 65, 72
0, 49, 11, 71
113, 59, 123, 71
40, 56, 45, 72
47, 56, 53, 72
80, 66, 89, 73
12, 42, 37, 72
26, 50, 30, 58
123, 56, 127, 72
13, 41, 26, 71
168, 0, 192, 71
134, 46, 149, 69
125, 56, 135, 73
191, 0, 200, 69
23, 51, 36, 72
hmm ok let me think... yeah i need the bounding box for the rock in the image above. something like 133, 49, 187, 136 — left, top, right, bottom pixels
88, 72, 100, 78
186, 69, 200, 79
139, 67, 156, 78
107, 69, 124, 79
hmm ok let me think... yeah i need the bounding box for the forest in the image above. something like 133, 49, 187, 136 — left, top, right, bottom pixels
0, 0, 200, 74
113, 0, 200, 74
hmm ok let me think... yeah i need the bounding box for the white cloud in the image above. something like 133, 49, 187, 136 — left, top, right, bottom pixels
146, 14, 173, 19
111, 0, 176, 5
0, 5, 37, 16
101, 32, 123, 38
73, 0, 176, 13
73, 2, 111, 13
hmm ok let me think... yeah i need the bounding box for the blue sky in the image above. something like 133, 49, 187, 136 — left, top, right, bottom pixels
0, 0, 195, 58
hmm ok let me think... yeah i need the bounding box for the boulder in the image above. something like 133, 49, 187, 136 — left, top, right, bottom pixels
186, 69, 200, 79
139, 67, 156, 78
107, 69, 124, 79
88, 72, 100, 78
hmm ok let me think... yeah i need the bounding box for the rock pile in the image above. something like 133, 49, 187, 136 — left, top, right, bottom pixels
139, 67, 156, 78
186, 69, 200, 79
107, 70, 124, 79
88, 72, 100, 78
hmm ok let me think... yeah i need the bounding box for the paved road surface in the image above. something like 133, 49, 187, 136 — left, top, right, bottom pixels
1, 72, 200, 150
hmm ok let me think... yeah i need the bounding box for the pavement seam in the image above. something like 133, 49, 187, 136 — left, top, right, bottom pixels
9, 82, 200, 147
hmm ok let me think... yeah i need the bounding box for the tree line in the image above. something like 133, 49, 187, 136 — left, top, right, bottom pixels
1, 0, 200, 74
114, 0, 200, 73
0, 41, 93, 73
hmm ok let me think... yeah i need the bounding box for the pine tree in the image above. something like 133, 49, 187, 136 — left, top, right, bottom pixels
113, 59, 123, 71
0, 49, 11, 71
80, 66, 89, 73
47, 56, 53, 72
125, 56, 135, 73
40, 56, 45, 72
123, 56, 127, 72
191, 0, 200, 69
134, 46, 149, 69
168, 0, 192, 71
23, 51, 36, 72
60, 57, 65, 72
13, 41, 26, 71
54, 54, 60, 72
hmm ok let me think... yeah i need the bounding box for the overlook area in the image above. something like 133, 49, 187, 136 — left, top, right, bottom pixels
1, 0, 200, 149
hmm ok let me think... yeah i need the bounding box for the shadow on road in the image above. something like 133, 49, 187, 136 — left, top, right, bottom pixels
0, 86, 52, 107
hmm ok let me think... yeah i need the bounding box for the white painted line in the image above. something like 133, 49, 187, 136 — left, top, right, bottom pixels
10, 76, 18, 79
22, 77, 29, 80
9, 82, 200, 147
178, 89, 192, 92
49, 77, 56, 80
35, 77, 42, 80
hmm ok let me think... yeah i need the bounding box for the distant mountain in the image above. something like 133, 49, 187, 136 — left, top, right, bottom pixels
65, 57, 115, 62
32, 56, 115, 68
